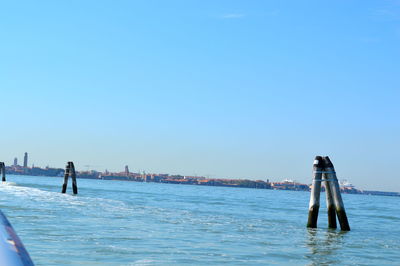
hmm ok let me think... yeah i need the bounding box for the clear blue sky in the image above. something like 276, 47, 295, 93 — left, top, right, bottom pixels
1, 1, 399, 191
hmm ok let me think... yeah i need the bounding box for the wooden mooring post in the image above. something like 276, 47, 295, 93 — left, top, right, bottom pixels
61, 161, 78, 194
307, 156, 324, 228
322, 160, 337, 229
0, 162, 5, 182
307, 156, 350, 231
322, 156, 350, 231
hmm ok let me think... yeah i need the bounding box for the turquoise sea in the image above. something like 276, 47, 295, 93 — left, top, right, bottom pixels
0, 175, 399, 265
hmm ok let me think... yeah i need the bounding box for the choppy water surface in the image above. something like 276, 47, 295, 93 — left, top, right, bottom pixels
0, 175, 399, 265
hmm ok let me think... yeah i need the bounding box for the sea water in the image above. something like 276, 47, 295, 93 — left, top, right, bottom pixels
0, 175, 399, 265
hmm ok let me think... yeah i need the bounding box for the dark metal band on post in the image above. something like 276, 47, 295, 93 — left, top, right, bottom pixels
61, 162, 78, 195
307, 156, 324, 228
0, 162, 5, 182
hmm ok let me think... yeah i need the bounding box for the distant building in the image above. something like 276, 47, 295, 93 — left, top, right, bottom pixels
23, 152, 28, 168
13, 157, 18, 166
125, 165, 129, 176
270, 179, 309, 191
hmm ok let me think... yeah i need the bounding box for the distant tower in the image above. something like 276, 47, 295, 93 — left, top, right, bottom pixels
23, 152, 28, 168
13, 157, 18, 166
125, 165, 129, 176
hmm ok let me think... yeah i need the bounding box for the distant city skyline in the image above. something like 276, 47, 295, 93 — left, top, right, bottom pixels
1, 1, 399, 192
4, 151, 398, 192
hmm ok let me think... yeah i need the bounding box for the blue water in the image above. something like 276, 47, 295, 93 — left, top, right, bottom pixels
0, 175, 399, 265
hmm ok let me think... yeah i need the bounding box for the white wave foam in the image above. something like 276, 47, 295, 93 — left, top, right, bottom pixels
0, 184, 132, 214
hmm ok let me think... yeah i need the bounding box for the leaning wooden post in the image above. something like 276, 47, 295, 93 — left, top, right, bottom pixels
322, 156, 350, 231
70, 162, 78, 195
0, 162, 5, 182
322, 170, 337, 229
61, 162, 70, 193
307, 156, 324, 228
62, 162, 78, 195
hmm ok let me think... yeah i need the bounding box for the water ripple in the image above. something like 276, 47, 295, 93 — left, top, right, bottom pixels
0, 176, 399, 265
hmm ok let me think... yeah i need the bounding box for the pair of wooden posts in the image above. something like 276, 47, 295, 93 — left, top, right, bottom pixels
62, 161, 78, 195
307, 156, 350, 231
0, 162, 5, 182
0, 160, 77, 194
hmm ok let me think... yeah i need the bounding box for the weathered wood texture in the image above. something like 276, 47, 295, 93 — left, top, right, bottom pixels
70, 162, 78, 195
307, 156, 324, 228
61, 162, 78, 195
0, 162, 5, 182
322, 171, 337, 229
322, 156, 350, 231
